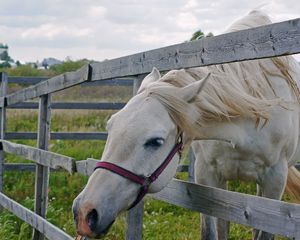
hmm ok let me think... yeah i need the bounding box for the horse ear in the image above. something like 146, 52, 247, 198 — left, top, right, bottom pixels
179, 73, 210, 103
138, 67, 161, 93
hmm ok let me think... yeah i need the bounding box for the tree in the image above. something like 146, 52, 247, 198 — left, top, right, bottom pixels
0, 44, 14, 68
190, 30, 205, 41
16, 60, 21, 67
189, 30, 214, 42
0, 50, 13, 62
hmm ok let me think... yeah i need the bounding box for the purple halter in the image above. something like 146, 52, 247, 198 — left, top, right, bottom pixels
94, 134, 183, 209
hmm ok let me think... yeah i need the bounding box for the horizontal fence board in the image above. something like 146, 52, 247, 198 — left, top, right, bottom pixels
84, 78, 133, 86
90, 18, 300, 80
0, 140, 75, 173
8, 77, 48, 85
152, 180, 300, 238
5, 132, 108, 140
4, 163, 36, 171
6, 64, 90, 106
8, 102, 126, 110
8, 76, 133, 86
0, 192, 73, 240
3, 163, 67, 172
75, 160, 300, 237
76, 158, 97, 176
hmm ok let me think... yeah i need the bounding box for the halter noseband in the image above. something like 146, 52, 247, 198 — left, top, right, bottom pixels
94, 134, 183, 209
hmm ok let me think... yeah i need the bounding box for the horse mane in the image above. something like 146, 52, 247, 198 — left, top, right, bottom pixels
145, 10, 300, 137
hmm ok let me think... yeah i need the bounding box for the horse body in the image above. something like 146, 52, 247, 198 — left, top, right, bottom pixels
73, 10, 300, 240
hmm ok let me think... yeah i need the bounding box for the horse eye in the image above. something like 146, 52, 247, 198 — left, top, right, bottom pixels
144, 138, 164, 148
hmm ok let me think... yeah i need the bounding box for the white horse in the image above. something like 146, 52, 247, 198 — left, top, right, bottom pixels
73, 10, 300, 240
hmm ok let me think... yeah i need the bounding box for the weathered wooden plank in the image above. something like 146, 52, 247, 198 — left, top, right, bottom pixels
91, 18, 300, 81
6, 64, 91, 106
3, 163, 67, 172
0, 140, 76, 173
188, 149, 195, 182
151, 180, 300, 238
4, 163, 36, 171
126, 200, 144, 240
0, 72, 7, 213
5, 132, 108, 140
8, 77, 48, 85
0, 192, 73, 240
33, 94, 51, 240
85, 78, 133, 86
5, 132, 37, 139
126, 75, 145, 240
8, 102, 126, 110
76, 158, 97, 176
8, 76, 133, 86
0, 73, 7, 138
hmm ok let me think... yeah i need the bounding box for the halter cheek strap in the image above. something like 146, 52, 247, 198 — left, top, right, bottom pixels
94, 135, 183, 210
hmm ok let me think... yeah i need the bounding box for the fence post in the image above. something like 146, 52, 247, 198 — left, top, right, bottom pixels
32, 94, 51, 240
0, 72, 7, 212
126, 74, 145, 240
188, 148, 195, 183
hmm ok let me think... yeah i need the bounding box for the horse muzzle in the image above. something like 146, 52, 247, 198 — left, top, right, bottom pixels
72, 197, 115, 238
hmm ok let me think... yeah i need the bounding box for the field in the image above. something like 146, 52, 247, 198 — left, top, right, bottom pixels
0, 63, 290, 239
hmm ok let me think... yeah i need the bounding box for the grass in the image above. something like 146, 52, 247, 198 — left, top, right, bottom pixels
0, 65, 292, 239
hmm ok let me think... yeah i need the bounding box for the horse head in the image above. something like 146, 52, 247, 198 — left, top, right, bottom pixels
72, 68, 209, 238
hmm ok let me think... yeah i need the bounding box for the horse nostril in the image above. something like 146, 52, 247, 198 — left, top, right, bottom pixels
86, 209, 98, 232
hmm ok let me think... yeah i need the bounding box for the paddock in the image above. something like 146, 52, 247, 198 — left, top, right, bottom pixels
0, 16, 300, 239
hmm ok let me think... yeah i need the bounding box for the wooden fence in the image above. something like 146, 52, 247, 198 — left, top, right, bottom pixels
0, 17, 300, 239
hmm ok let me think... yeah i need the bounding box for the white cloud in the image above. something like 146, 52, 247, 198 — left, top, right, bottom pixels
0, 0, 299, 62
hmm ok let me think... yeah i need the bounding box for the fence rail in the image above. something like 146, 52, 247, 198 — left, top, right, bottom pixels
152, 180, 300, 239
8, 76, 134, 86
0, 140, 75, 173
0, 17, 300, 240
8, 102, 126, 110
0, 192, 73, 240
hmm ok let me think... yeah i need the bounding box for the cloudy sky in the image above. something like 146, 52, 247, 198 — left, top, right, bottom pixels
1, 0, 299, 63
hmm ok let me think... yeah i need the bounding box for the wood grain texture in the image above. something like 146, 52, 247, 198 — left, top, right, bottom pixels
8, 76, 133, 86
3, 163, 66, 172
0, 140, 76, 173
4, 163, 36, 171
126, 76, 145, 240
126, 200, 144, 240
0, 72, 7, 211
6, 64, 91, 106
188, 149, 195, 183
5, 132, 108, 140
8, 102, 126, 110
151, 179, 300, 239
0, 192, 73, 240
76, 158, 97, 176
33, 94, 51, 240
90, 19, 300, 81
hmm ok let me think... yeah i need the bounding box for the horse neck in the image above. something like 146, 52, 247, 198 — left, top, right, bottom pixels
193, 118, 251, 147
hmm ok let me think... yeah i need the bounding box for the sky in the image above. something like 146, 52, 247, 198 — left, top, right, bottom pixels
1, 0, 299, 63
